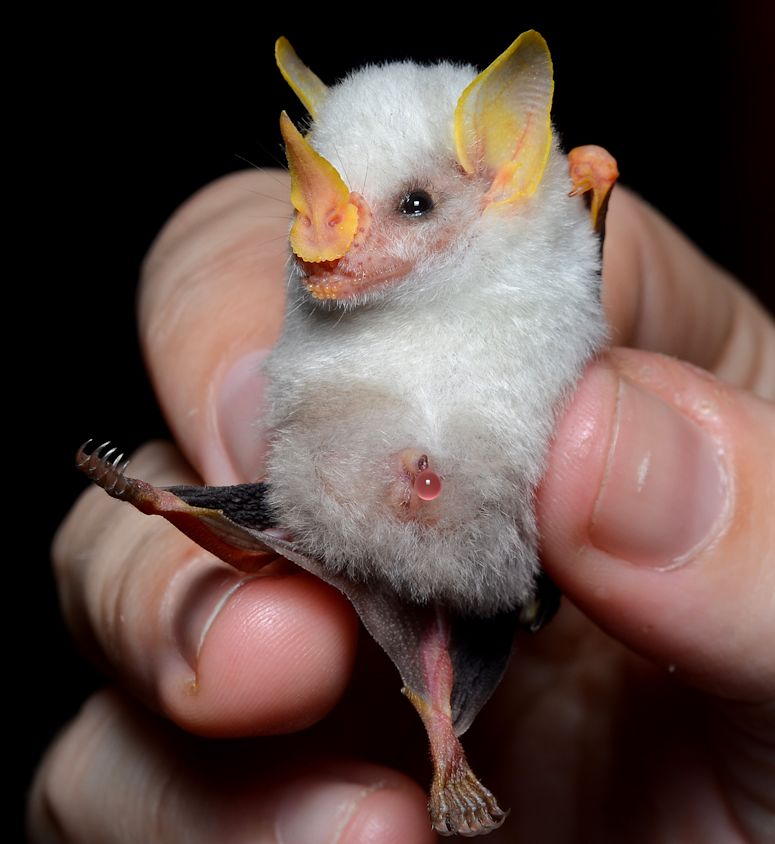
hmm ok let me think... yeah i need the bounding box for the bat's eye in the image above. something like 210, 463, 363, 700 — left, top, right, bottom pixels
400, 189, 434, 217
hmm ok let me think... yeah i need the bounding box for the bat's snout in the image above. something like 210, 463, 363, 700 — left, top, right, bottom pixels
292, 193, 415, 302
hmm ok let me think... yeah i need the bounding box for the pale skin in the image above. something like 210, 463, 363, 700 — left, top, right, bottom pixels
31, 172, 774, 843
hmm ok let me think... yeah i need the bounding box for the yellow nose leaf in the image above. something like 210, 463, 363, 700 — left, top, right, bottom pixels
280, 112, 359, 262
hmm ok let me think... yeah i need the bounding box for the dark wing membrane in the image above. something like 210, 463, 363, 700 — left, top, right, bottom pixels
167, 483, 276, 531
448, 611, 518, 735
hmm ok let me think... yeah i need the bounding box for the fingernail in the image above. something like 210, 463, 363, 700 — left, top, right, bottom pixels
589, 378, 730, 568
275, 780, 378, 844
213, 349, 270, 483
175, 567, 257, 671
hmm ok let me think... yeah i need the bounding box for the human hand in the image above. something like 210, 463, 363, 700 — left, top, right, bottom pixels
30, 171, 774, 842
512, 194, 775, 842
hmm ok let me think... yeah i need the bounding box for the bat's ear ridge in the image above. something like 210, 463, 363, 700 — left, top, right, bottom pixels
276, 37, 328, 119
454, 30, 554, 206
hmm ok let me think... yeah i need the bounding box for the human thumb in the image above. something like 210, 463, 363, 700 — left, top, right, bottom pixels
538, 348, 775, 703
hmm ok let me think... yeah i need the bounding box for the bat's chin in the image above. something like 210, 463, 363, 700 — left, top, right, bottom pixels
298, 257, 412, 302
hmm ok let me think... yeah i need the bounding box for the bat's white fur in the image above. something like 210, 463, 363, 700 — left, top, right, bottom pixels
263, 61, 607, 615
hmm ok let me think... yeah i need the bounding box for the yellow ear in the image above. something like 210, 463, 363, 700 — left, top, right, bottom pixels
275, 37, 328, 118
455, 31, 554, 206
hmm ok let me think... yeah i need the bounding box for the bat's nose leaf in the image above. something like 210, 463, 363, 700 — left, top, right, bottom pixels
280, 112, 360, 263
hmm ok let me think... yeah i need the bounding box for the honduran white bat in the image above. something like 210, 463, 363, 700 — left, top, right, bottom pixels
79, 31, 617, 836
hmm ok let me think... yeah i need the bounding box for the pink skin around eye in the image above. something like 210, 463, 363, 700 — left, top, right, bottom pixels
414, 469, 443, 500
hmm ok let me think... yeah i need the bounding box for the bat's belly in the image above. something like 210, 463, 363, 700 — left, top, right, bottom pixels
263, 341, 556, 615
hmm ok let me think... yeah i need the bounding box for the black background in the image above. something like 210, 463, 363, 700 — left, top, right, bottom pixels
22, 3, 772, 835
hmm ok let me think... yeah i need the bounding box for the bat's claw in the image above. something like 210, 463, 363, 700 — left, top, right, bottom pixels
76, 439, 131, 497
430, 760, 507, 837
567, 145, 618, 237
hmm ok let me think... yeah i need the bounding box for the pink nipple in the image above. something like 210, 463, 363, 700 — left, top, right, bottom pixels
414, 469, 442, 501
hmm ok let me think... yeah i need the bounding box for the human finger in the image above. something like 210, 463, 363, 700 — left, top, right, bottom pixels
29, 689, 435, 844
540, 349, 774, 700
138, 169, 290, 485
603, 189, 774, 398
54, 442, 358, 736
538, 349, 775, 839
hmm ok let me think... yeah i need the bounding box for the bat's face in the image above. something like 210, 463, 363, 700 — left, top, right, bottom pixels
278, 34, 561, 310
292, 63, 484, 305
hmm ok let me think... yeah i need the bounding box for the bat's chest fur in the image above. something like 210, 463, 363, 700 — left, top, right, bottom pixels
263, 272, 605, 615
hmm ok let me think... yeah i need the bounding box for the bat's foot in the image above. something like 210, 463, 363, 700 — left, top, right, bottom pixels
401, 610, 510, 836
430, 756, 506, 837
76, 439, 132, 498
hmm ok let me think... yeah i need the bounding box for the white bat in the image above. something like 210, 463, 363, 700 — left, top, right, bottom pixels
79, 31, 617, 836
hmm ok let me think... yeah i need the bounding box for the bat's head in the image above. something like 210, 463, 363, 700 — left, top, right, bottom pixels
277, 33, 566, 308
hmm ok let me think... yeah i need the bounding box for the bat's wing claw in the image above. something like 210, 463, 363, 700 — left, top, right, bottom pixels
567, 144, 618, 239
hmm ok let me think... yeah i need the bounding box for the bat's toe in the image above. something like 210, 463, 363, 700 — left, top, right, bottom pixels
429, 762, 507, 837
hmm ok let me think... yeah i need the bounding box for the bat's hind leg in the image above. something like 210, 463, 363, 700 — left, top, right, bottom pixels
402, 615, 507, 836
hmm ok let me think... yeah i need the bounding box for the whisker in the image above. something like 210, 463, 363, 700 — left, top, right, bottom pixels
233, 153, 289, 185
243, 214, 293, 222
253, 233, 292, 250
284, 298, 306, 319
332, 307, 348, 329
361, 151, 370, 195
331, 141, 351, 188
240, 187, 290, 206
